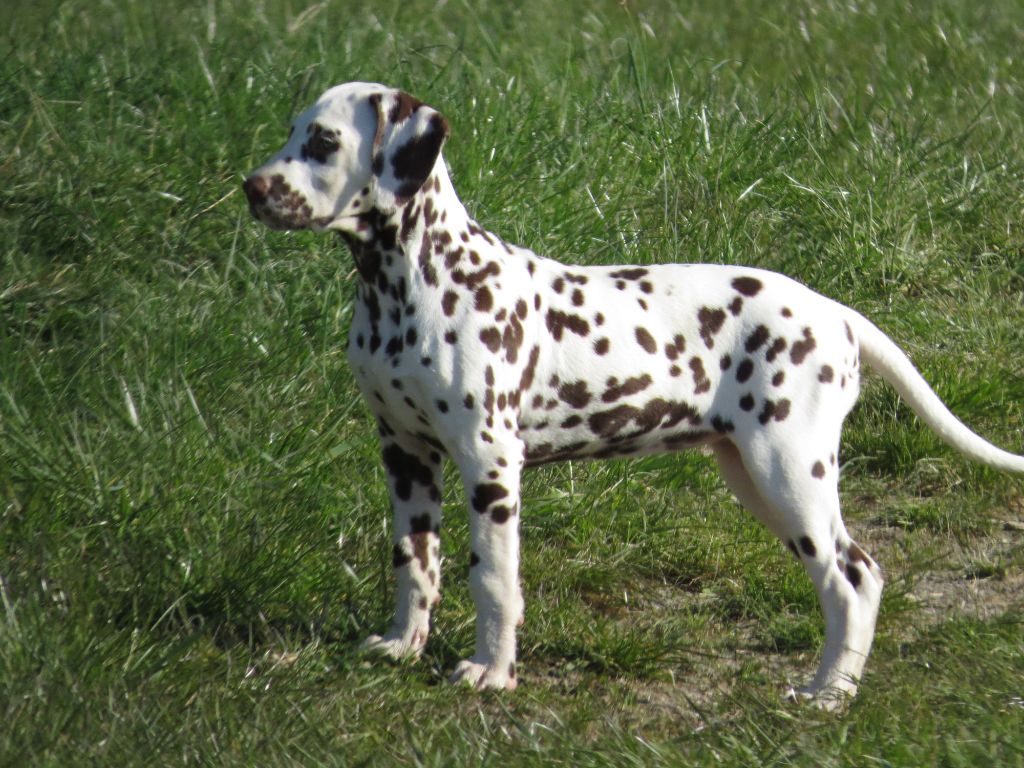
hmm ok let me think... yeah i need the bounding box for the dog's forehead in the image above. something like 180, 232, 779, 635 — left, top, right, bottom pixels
295, 81, 386, 129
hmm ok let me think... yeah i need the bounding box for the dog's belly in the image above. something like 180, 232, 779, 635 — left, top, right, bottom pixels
520, 406, 718, 466
517, 330, 722, 466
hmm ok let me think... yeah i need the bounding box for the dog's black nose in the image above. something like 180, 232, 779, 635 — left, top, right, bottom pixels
242, 175, 269, 204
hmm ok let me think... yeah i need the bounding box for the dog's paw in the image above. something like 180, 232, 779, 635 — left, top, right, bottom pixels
783, 685, 851, 712
359, 628, 427, 661
449, 658, 518, 690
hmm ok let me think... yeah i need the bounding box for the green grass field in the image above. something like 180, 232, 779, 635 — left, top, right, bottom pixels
3, 0, 1024, 764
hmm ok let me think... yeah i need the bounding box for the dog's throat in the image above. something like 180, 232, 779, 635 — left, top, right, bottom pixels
342, 234, 385, 284
338, 208, 399, 286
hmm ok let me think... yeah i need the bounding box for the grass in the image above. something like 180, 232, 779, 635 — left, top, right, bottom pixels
2, 0, 1024, 764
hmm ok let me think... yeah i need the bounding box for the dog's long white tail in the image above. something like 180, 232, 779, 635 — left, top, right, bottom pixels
851, 312, 1024, 473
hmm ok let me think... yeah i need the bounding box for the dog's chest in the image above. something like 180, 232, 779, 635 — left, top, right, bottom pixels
346, 280, 457, 432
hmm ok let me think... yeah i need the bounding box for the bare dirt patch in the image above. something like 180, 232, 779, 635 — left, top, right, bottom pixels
551, 511, 1024, 729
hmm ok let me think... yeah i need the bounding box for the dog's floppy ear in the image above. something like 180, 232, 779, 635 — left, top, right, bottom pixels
368, 90, 450, 212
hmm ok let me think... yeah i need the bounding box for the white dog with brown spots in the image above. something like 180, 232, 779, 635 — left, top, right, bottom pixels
243, 82, 1024, 709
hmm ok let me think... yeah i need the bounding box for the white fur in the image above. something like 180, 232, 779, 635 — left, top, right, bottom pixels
244, 82, 1024, 708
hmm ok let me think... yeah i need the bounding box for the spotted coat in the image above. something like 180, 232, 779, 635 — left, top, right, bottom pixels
244, 82, 1024, 707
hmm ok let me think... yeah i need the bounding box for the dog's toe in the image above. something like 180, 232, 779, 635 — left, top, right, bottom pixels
360, 629, 426, 661
783, 684, 851, 712
450, 658, 518, 690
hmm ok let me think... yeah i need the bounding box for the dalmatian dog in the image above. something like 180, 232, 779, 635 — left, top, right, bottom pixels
243, 82, 1024, 708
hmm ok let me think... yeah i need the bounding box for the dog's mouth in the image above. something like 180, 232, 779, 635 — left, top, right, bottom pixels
243, 173, 324, 231
248, 201, 305, 231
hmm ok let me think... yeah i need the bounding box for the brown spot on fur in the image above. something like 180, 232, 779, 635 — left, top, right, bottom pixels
664, 335, 686, 361
745, 325, 770, 353
766, 337, 787, 362
790, 327, 817, 365
689, 357, 711, 394
411, 532, 431, 570
711, 415, 734, 433
602, 374, 653, 403
757, 398, 791, 424
518, 346, 540, 393
393, 544, 412, 568
475, 286, 493, 312
610, 267, 648, 280
588, 404, 639, 437
698, 307, 726, 348
382, 444, 438, 502
389, 113, 449, 202
736, 358, 754, 383
472, 482, 508, 513
479, 327, 501, 351
732, 276, 763, 297
546, 309, 590, 341
774, 398, 790, 421
558, 380, 592, 408
451, 261, 500, 293
442, 290, 458, 316
390, 91, 424, 123
635, 327, 657, 354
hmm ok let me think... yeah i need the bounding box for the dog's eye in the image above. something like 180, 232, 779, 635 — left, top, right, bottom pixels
317, 135, 340, 153
302, 132, 341, 162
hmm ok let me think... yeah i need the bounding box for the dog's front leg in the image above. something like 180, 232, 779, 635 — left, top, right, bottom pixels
450, 437, 524, 690
361, 438, 443, 660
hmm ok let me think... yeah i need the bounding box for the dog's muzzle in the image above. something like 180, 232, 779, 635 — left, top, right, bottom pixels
242, 174, 270, 207
242, 173, 315, 230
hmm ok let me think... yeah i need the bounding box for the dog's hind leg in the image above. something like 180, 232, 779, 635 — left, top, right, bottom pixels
713, 438, 883, 709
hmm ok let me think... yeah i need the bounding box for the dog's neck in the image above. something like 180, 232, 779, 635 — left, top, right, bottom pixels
340, 156, 522, 373
339, 159, 511, 302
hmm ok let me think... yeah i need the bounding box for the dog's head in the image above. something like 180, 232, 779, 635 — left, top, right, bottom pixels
243, 82, 449, 232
